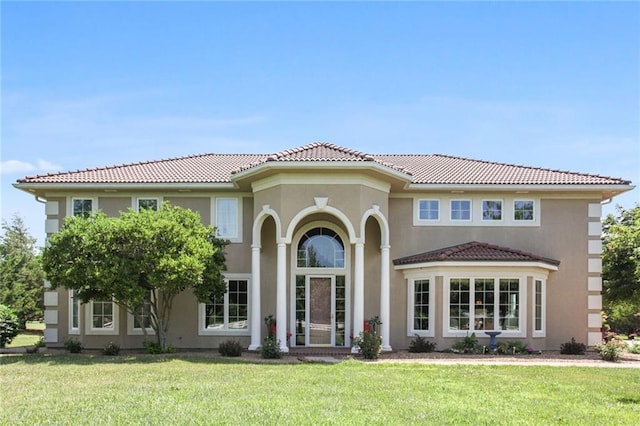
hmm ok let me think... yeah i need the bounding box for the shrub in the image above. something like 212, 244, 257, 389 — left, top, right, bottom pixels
102, 342, 120, 356
0, 304, 21, 348
626, 343, 640, 354
353, 317, 383, 360
26, 336, 46, 354
218, 339, 243, 357
64, 338, 83, 353
497, 341, 528, 355
559, 337, 586, 355
408, 334, 436, 353
260, 336, 282, 359
595, 340, 625, 362
451, 333, 481, 354
143, 340, 163, 354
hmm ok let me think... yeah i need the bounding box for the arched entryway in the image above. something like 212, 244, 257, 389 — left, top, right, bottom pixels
290, 223, 351, 348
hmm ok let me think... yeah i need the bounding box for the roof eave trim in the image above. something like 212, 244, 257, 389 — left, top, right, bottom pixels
406, 183, 635, 192
393, 260, 560, 271
13, 182, 237, 192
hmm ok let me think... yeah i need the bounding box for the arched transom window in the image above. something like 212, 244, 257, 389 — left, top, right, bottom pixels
297, 227, 345, 268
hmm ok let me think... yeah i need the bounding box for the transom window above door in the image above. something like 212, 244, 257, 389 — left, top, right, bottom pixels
297, 227, 345, 268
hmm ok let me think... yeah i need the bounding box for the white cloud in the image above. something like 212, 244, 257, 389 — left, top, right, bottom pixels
0, 159, 63, 175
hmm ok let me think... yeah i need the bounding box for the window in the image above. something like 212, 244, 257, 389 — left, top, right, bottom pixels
128, 292, 154, 335
216, 198, 239, 239
137, 198, 159, 211
200, 277, 250, 334
451, 200, 471, 221
297, 227, 345, 268
72, 199, 94, 218
408, 278, 434, 336
482, 200, 502, 221
69, 290, 80, 335
445, 277, 523, 336
514, 200, 534, 221
418, 200, 439, 221
534, 279, 545, 336
87, 300, 119, 335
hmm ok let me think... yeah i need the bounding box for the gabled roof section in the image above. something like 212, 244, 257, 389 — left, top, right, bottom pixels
393, 241, 561, 267
231, 142, 409, 176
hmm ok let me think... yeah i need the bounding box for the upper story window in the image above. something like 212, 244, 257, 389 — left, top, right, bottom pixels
450, 200, 472, 221
514, 200, 534, 221
137, 198, 160, 211
216, 198, 239, 239
418, 200, 439, 221
72, 199, 94, 218
297, 227, 345, 268
482, 200, 503, 221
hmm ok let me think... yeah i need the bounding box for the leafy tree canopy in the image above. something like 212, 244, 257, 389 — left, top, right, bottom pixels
0, 215, 45, 327
602, 204, 640, 306
42, 203, 227, 350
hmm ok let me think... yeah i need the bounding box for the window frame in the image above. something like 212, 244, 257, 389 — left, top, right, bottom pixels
127, 291, 155, 335
213, 197, 243, 243
450, 199, 472, 221
68, 290, 81, 335
86, 300, 119, 335
406, 276, 435, 337
135, 197, 162, 212
533, 278, 546, 337
198, 274, 251, 336
443, 274, 527, 338
514, 199, 535, 222
481, 199, 503, 222
70, 197, 97, 218
417, 199, 440, 222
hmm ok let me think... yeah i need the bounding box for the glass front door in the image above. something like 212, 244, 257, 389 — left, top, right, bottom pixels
309, 277, 332, 346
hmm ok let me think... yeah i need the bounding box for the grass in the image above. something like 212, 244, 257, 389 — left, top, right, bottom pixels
1, 355, 639, 425
5, 322, 45, 349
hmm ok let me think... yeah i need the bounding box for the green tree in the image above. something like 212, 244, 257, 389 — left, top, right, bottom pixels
602, 204, 640, 335
602, 204, 640, 305
42, 203, 228, 350
0, 215, 45, 327
0, 304, 21, 348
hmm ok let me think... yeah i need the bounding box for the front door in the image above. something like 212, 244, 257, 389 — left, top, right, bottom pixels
309, 277, 332, 346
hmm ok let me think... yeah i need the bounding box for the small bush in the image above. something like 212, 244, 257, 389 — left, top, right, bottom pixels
560, 337, 586, 355
64, 338, 83, 353
595, 340, 625, 362
353, 330, 382, 359
260, 336, 282, 359
497, 341, 528, 355
451, 333, 481, 354
102, 342, 120, 356
0, 304, 21, 348
143, 340, 163, 354
408, 334, 436, 353
626, 343, 640, 354
26, 336, 46, 354
218, 339, 243, 357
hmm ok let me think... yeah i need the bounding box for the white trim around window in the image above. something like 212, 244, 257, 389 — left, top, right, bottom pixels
69, 197, 98, 218
85, 300, 119, 335
413, 196, 540, 227
406, 276, 435, 337
198, 273, 251, 336
481, 199, 503, 222
416, 199, 440, 223
134, 197, 162, 211
442, 273, 527, 338
69, 290, 80, 335
532, 278, 546, 337
211, 197, 243, 243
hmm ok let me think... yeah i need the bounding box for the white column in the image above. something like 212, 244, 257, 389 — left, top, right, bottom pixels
380, 244, 392, 352
352, 242, 365, 353
248, 245, 262, 350
276, 242, 289, 353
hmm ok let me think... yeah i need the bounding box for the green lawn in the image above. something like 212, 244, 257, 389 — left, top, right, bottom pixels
5, 322, 45, 349
1, 354, 638, 425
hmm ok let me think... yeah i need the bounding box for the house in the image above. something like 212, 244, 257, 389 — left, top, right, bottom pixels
14, 142, 633, 352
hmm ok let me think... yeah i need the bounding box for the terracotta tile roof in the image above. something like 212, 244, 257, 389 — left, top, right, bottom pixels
16, 142, 630, 186
393, 241, 561, 266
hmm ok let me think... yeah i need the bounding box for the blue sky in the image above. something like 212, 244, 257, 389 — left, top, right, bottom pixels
2, 1, 639, 246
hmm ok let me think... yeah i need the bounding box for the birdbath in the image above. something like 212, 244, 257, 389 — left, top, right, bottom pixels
485, 331, 502, 354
